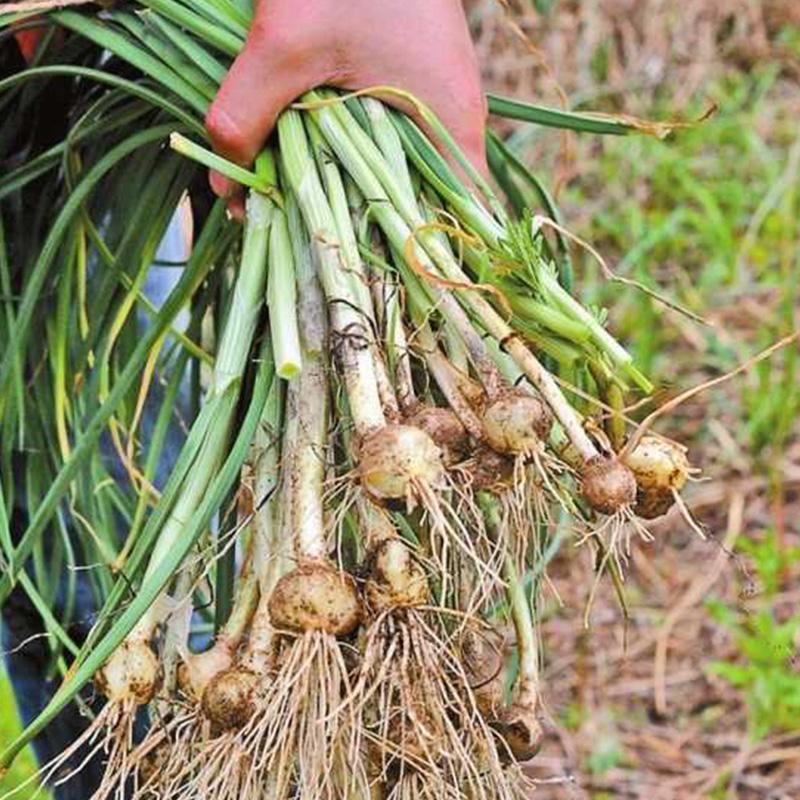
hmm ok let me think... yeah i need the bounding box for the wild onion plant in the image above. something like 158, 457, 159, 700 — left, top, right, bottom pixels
0, 2, 703, 798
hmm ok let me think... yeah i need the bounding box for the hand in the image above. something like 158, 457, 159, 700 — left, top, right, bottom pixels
14, 29, 41, 62
206, 0, 486, 215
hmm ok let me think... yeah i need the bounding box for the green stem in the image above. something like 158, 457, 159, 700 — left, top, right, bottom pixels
134, 188, 273, 637
312, 107, 598, 457
0, 336, 276, 769
267, 208, 302, 379
170, 133, 275, 196
278, 109, 385, 437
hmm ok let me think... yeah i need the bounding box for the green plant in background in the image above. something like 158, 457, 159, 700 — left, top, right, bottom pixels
556, 65, 799, 414
529, 54, 800, 753
706, 531, 800, 741
0, 671, 50, 800
586, 732, 624, 776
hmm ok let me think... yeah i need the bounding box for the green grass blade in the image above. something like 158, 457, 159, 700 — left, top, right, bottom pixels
0, 125, 179, 398
0, 488, 80, 658
145, 11, 229, 85
135, 0, 243, 57
0, 200, 228, 606
487, 94, 634, 135
109, 10, 218, 101
0, 65, 204, 137
54, 11, 210, 115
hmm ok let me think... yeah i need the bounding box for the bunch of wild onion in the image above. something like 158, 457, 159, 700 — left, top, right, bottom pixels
0, 3, 700, 798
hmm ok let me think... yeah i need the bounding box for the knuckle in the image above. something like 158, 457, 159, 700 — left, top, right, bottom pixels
328, 43, 355, 85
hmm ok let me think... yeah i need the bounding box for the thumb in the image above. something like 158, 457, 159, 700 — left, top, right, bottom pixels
370, 86, 489, 182
205, 26, 323, 166
425, 92, 489, 181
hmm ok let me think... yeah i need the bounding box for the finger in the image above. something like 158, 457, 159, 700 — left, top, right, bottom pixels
418, 98, 489, 182
208, 169, 234, 198
410, 76, 489, 180
206, 21, 326, 166
209, 170, 245, 221
15, 28, 42, 63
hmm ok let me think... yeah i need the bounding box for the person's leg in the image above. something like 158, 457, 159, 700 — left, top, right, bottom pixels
2, 492, 104, 798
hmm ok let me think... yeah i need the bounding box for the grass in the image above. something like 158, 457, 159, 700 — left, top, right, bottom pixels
706, 531, 800, 740
0, 670, 49, 800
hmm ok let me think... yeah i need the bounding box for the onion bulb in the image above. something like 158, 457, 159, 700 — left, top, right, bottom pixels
580, 455, 637, 515
491, 703, 544, 763
482, 392, 552, 455
467, 445, 514, 492
365, 539, 428, 612
359, 424, 444, 501
177, 644, 235, 701
201, 668, 259, 731
406, 406, 468, 466
623, 435, 691, 519
95, 640, 162, 705
268, 562, 361, 636
463, 628, 505, 719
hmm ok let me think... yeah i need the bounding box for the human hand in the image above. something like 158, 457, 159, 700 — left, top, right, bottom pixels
205, 0, 486, 216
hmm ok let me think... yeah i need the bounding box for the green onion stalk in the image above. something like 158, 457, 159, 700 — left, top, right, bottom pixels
40, 1, 651, 402
480, 492, 546, 764
216, 208, 365, 800
132, 375, 285, 798
280, 110, 513, 611
116, 181, 274, 663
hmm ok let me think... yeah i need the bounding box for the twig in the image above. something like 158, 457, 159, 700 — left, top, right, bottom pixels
623, 331, 800, 457
1, 0, 94, 13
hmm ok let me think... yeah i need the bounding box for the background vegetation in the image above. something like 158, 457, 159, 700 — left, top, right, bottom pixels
468, 1, 799, 796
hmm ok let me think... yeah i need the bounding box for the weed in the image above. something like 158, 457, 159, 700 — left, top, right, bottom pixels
705, 531, 800, 740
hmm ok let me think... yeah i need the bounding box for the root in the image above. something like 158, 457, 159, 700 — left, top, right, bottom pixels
183, 631, 362, 800
355, 608, 531, 800
672, 487, 707, 540
502, 453, 561, 570
460, 444, 568, 583
413, 477, 505, 611
577, 506, 653, 626
387, 770, 481, 800
7, 699, 141, 800
130, 703, 203, 798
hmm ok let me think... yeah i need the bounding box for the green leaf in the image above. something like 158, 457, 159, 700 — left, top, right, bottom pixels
487, 95, 634, 135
